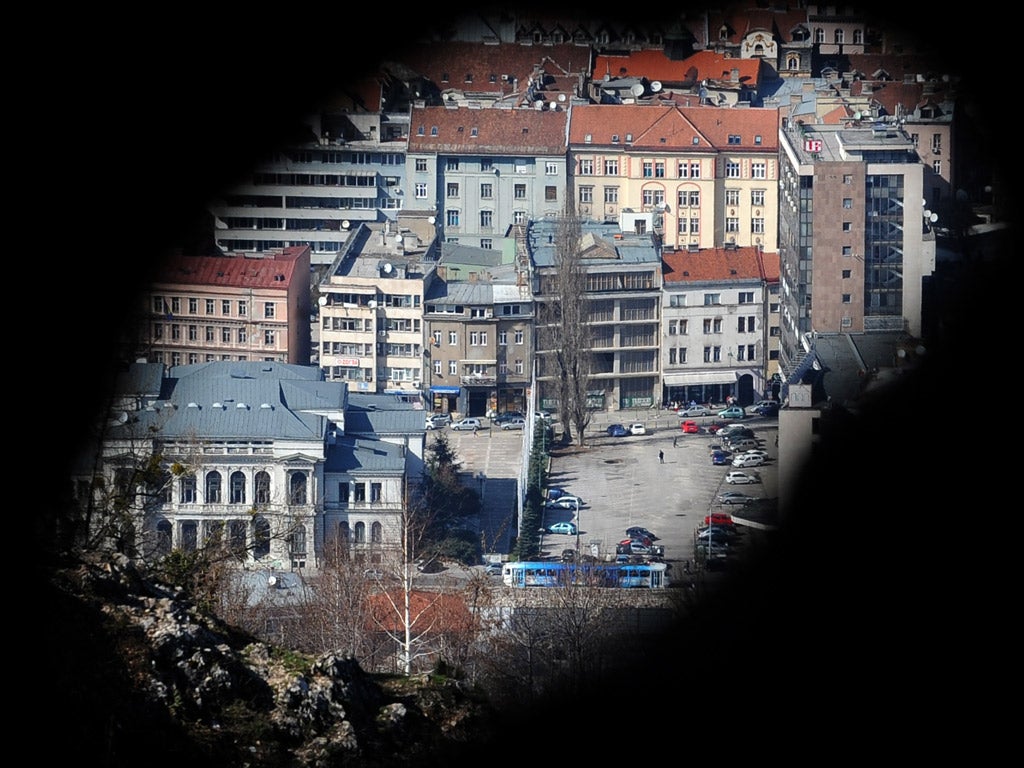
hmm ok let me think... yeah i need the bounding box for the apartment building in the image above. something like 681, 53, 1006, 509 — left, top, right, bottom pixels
74, 361, 425, 574
568, 104, 780, 253
140, 246, 311, 367
777, 121, 933, 383
661, 245, 775, 405
406, 104, 569, 251
317, 220, 438, 395
527, 218, 662, 412
424, 244, 534, 417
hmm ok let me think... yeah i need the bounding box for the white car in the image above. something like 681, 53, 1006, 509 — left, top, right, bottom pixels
500, 417, 528, 430
731, 454, 765, 468
450, 417, 483, 431
425, 413, 451, 430
725, 470, 760, 484
737, 449, 769, 461
628, 422, 647, 435
545, 494, 584, 510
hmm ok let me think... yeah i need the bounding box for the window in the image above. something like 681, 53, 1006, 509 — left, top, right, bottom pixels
415, 158, 427, 172
843, 198, 853, 209
354, 482, 366, 503
579, 186, 593, 203
264, 302, 275, 319
604, 186, 618, 203
703, 293, 720, 306
230, 471, 246, 504
643, 161, 653, 178
515, 359, 524, 374
545, 161, 558, 175
180, 475, 196, 504
545, 186, 557, 202
703, 346, 712, 363
655, 161, 665, 178
371, 483, 382, 503
238, 327, 247, 343
933, 159, 941, 175
446, 158, 459, 171
752, 162, 766, 179
843, 174, 853, 184
171, 324, 181, 341
446, 209, 460, 226
842, 270, 852, 279
842, 246, 852, 256
448, 331, 457, 345
153, 323, 163, 340
713, 346, 722, 362
498, 331, 507, 345
843, 222, 852, 231
842, 294, 852, 303
738, 291, 754, 304
726, 218, 739, 233
643, 189, 664, 206
687, 190, 699, 207
205, 299, 215, 314
188, 325, 198, 341
415, 183, 428, 199
205, 471, 222, 504
255, 472, 270, 504
579, 158, 594, 175
752, 218, 764, 234
448, 361, 457, 375
447, 182, 459, 198
188, 298, 198, 314
171, 298, 181, 314
481, 159, 492, 172
725, 189, 740, 206
480, 239, 492, 249
515, 330, 524, 344
480, 183, 493, 199
205, 326, 215, 342
433, 360, 442, 375
604, 159, 618, 175
689, 218, 700, 234
514, 184, 526, 199
728, 134, 740, 145
264, 330, 275, 346
726, 161, 740, 178
751, 189, 765, 206
238, 300, 246, 316
480, 210, 492, 227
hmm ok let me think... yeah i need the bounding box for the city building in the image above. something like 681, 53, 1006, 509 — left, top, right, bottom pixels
73, 361, 425, 575
526, 217, 662, 412
661, 244, 776, 406
568, 104, 780, 253
406, 104, 569, 251
317, 219, 439, 396
139, 246, 311, 367
424, 244, 534, 417
776, 120, 933, 390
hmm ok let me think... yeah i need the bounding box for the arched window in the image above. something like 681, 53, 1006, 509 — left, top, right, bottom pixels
287, 525, 307, 557
253, 516, 271, 558
230, 471, 246, 504
229, 520, 247, 560
181, 521, 198, 551
180, 475, 196, 504
155, 519, 172, 556
339, 521, 352, 542
834, 29, 844, 44
853, 29, 863, 45
289, 472, 307, 505
371, 521, 383, 543
354, 521, 366, 543
205, 471, 222, 503
254, 471, 271, 504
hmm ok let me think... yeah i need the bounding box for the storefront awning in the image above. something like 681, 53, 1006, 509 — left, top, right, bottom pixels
662, 371, 738, 386
430, 385, 461, 394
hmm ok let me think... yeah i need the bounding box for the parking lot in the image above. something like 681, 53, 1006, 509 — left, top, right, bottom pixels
442, 409, 780, 580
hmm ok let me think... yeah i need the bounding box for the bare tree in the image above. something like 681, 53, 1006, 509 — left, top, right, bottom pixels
538, 203, 593, 447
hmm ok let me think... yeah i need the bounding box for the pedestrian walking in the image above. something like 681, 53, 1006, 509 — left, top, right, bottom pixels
673, 435, 678, 448
659, 449, 664, 464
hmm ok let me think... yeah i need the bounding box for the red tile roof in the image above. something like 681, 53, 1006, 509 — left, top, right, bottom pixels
153, 247, 308, 289
662, 245, 767, 283
409, 105, 568, 154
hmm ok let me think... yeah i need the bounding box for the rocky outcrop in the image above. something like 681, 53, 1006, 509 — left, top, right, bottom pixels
43, 554, 498, 768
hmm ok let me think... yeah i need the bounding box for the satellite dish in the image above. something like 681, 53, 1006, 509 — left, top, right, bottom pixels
557, 93, 566, 102
427, 215, 436, 224
854, 111, 862, 119
317, 296, 327, 306
630, 83, 645, 97
368, 299, 377, 308
383, 262, 393, 274
395, 235, 403, 244
342, 220, 350, 229
930, 213, 938, 223
534, 100, 544, 110
267, 575, 277, 587
651, 81, 662, 93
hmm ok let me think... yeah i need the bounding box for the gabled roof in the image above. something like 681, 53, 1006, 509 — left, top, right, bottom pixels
569, 104, 778, 152
662, 245, 766, 284
409, 105, 567, 155
678, 50, 763, 89
323, 436, 407, 474
592, 48, 690, 84
151, 247, 308, 290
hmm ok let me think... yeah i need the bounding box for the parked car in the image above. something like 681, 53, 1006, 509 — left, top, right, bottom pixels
547, 521, 578, 535
711, 450, 732, 465
705, 512, 735, 526
706, 422, 725, 434
483, 562, 503, 576
628, 422, 647, 435
747, 400, 776, 414
678, 404, 711, 418
732, 453, 765, 468
717, 424, 754, 439
626, 526, 659, 541
492, 411, 525, 425
363, 568, 386, 579
726, 438, 761, 453
450, 417, 483, 431
425, 413, 451, 430
619, 539, 650, 555
718, 406, 746, 420
698, 541, 731, 558
681, 420, 700, 434
546, 495, 584, 510
560, 549, 578, 563
725, 470, 760, 485
500, 417, 528, 430
755, 403, 780, 417
718, 491, 753, 504
737, 449, 769, 461
697, 529, 732, 544
607, 423, 629, 437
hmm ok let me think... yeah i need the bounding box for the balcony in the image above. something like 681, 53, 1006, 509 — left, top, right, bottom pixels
461, 375, 497, 386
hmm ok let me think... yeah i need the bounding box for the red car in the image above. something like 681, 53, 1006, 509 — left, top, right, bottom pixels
681, 420, 700, 433
706, 422, 724, 434
704, 512, 735, 527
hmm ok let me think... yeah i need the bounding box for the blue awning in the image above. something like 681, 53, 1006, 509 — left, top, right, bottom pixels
430, 385, 461, 394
